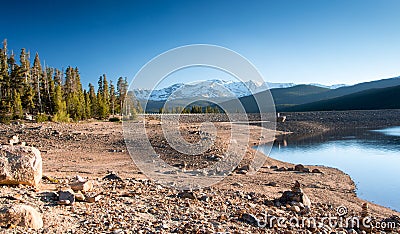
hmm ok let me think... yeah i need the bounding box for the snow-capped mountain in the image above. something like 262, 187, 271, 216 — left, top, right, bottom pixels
133, 79, 346, 101
133, 79, 270, 101
309, 83, 348, 89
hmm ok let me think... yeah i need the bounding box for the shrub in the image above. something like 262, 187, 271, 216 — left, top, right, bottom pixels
36, 113, 49, 123
109, 117, 121, 122
52, 111, 70, 123
0, 114, 11, 124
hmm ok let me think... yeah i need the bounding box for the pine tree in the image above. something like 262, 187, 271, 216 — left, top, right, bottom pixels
12, 90, 23, 119
84, 90, 91, 119
109, 81, 116, 116
116, 77, 128, 115
0, 39, 9, 111
23, 85, 35, 114
88, 83, 97, 118
8, 52, 25, 115
102, 74, 110, 115
32, 53, 43, 113
52, 85, 69, 122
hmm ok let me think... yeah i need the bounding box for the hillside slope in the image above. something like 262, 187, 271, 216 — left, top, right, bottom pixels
282, 85, 400, 112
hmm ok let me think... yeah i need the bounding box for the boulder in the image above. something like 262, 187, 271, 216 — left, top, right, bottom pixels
312, 168, 322, 173
58, 188, 75, 204
294, 164, 305, 172
0, 204, 43, 229
70, 180, 93, 193
279, 181, 312, 208
0, 145, 42, 187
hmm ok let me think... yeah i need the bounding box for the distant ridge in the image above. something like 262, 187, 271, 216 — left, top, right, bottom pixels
282, 85, 400, 112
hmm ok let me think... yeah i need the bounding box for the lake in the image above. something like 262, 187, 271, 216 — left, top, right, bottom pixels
257, 126, 400, 211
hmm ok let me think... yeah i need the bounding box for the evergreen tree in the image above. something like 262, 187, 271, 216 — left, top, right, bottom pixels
116, 77, 128, 115
23, 85, 35, 114
84, 90, 91, 119
32, 53, 43, 113
0, 39, 9, 111
109, 81, 116, 116
12, 90, 23, 119
102, 74, 110, 115
88, 83, 97, 118
0, 38, 142, 122
52, 85, 69, 122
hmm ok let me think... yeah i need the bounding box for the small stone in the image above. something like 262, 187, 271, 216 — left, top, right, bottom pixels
57, 200, 71, 205
74, 192, 85, 201
265, 181, 277, 187
361, 203, 369, 217
240, 213, 259, 226
42, 175, 59, 183
70, 180, 93, 193
277, 167, 286, 171
59, 188, 75, 203
294, 164, 305, 172
232, 182, 243, 187
302, 168, 310, 173
237, 169, 248, 174
103, 172, 122, 181
9, 135, 19, 145
177, 191, 196, 199
72, 175, 87, 183
199, 195, 210, 202
312, 168, 322, 173
290, 205, 301, 213
86, 194, 102, 203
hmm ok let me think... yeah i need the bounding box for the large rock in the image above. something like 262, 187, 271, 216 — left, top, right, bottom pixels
279, 181, 312, 208
0, 145, 42, 187
0, 204, 43, 229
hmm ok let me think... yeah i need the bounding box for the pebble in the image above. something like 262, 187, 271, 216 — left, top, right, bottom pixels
59, 189, 75, 204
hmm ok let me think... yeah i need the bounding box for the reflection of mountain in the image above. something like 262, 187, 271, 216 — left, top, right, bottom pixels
274, 127, 400, 151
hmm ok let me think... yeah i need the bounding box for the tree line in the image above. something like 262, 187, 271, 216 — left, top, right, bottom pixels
158, 105, 221, 114
0, 39, 141, 122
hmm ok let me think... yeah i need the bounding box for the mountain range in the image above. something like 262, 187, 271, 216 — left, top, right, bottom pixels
133, 76, 400, 113
133, 80, 346, 101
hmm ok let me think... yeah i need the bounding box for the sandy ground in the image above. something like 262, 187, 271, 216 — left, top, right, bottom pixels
1, 112, 399, 233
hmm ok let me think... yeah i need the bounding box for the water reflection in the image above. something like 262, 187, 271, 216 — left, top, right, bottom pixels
257, 126, 400, 211
371, 126, 400, 137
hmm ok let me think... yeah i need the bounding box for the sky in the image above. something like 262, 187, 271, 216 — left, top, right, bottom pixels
1, 0, 400, 89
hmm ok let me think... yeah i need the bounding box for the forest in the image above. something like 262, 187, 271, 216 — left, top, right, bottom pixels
0, 39, 141, 123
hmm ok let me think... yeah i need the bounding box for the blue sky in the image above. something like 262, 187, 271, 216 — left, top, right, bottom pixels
2, 0, 400, 89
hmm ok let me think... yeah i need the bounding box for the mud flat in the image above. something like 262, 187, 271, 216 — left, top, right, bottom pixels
0, 114, 399, 233
277, 109, 400, 135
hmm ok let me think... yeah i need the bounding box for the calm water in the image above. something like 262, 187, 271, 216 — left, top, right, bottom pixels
257, 126, 400, 211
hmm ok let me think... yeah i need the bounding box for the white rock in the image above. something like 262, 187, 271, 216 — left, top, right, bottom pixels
0, 204, 43, 229
0, 145, 42, 187
70, 180, 93, 192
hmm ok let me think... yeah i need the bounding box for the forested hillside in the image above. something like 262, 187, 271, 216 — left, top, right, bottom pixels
0, 39, 141, 122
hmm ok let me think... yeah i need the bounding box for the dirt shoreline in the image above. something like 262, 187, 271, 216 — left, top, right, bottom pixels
1, 111, 399, 233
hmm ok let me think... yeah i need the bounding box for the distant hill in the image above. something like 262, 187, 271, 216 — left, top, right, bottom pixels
303, 76, 400, 102
270, 85, 330, 108
141, 76, 400, 113
281, 85, 400, 112
232, 76, 400, 112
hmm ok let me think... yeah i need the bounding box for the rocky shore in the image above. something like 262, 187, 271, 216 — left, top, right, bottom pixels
1, 111, 399, 233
